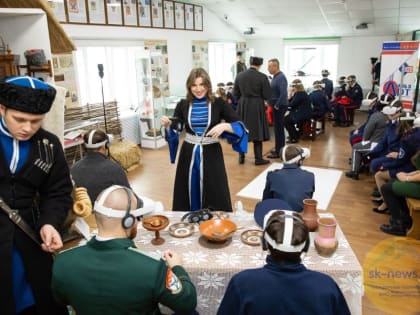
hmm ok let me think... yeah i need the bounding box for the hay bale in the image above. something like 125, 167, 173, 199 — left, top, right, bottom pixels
109, 140, 142, 172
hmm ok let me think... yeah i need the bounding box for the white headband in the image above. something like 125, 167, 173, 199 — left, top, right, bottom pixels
282, 145, 310, 164
94, 185, 152, 218
263, 210, 306, 253
84, 130, 108, 149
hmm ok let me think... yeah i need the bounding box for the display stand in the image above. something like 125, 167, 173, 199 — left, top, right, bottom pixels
135, 49, 166, 149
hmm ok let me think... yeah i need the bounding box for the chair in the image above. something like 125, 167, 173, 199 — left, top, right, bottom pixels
300, 116, 326, 141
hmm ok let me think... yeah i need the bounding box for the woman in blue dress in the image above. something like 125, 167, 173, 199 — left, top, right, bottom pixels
161, 68, 247, 212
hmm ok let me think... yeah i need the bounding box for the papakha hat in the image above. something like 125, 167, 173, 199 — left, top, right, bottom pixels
0, 76, 56, 114
249, 56, 263, 66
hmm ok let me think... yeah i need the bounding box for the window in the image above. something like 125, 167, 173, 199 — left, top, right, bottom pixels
74, 45, 145, 111
208, 42, 237, 86
284, 42, 339, 91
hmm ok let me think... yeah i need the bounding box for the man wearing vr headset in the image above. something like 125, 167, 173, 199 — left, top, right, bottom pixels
263, 145, 314, 211
217, 207, 350, 315
71, 129, 130, 202
52, 185, 197, 315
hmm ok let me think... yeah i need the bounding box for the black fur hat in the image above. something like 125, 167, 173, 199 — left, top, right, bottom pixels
249, 56, 263, 66
0, 76, 56, 114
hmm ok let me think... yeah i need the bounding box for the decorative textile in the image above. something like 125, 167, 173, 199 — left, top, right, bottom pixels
134, 211, 363, 315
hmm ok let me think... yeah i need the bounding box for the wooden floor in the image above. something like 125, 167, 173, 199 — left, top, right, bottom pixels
127, 111, 393, 315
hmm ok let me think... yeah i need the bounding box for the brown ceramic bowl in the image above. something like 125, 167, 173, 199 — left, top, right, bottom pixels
199, 219, 237, 242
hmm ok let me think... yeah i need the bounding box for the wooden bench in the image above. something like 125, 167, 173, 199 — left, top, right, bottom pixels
406, 197, 420, 239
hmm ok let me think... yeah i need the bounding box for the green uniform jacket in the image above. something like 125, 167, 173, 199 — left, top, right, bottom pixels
51, 238, 197, 315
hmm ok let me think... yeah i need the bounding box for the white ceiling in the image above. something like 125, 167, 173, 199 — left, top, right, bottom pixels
192, 0, 420, 39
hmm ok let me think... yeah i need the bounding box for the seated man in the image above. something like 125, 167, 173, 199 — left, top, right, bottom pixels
345, 99, 389, 180
217, 207, 350, 315
263, 145, 314, 211
52, 185, 197, 315
333, 75, 363, 127
71, 129, 130, 202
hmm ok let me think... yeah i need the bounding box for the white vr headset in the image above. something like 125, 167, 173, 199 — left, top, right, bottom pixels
94, 185, 153, 218
263, 210, 307, 253
282, 145, 310, 164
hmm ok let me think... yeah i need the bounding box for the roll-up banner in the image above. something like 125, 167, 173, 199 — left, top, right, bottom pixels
380, 41, 419, 110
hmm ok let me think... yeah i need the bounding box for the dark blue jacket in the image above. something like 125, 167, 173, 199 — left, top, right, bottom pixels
269, 71, 288, 108
369, 121, 400, 158
288, 91, 312, 124
217, 257, 350, 315
321, 78, 333, 99
346, 82, 363, 106
263, 164, 314, 211
309, 89, 329, 118
382, 127, 420, 178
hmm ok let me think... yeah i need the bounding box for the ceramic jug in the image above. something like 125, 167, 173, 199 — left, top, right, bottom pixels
302, 199, 319, 232
314, 217, 338, 257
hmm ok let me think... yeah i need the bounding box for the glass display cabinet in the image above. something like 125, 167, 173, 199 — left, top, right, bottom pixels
135, 48, 166, 149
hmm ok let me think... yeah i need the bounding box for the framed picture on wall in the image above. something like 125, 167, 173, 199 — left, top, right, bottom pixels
49, 0, 67, 22
151, 0, 163, 28
67, 0, 88, 23
106, 0, 123, 25
194, 5, 203, 31
87, 0, 106, 24
138, 0, 151, 27
185, 3, 194, 30
163, 0, 174, 29
174, 2, 184, 29
123, 0, 138, 26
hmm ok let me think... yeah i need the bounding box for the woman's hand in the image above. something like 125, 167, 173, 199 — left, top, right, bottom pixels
160, 116, 171, 128
206, 123, 232, 138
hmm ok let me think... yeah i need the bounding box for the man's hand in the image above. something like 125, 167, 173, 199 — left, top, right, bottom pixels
164, 250, 183, 268
40, 224, 63, 253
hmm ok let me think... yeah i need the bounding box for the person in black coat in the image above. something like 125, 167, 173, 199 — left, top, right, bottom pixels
284, 79, 312, 143
234, 56, 272, 165
70, 129, 131, 202
0, 76, 73, 315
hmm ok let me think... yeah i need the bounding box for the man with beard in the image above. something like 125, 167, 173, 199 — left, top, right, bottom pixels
51, 185, 197, 315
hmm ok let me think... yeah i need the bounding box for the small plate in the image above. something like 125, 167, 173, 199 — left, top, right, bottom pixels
168, 222, 195, 238
241, 229, 263, 246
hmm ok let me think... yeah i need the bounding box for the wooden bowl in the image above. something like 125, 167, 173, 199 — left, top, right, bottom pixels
142, 215, 169, 231
199, 219, 237, 242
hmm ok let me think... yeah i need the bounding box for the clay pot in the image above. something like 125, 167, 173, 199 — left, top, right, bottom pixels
314, 217, 338, 257
302, 199, 319, 232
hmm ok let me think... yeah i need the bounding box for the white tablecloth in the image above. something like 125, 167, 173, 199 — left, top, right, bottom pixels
135, 211, 363, 315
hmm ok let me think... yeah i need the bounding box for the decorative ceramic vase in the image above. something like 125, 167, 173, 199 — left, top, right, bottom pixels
302, 199, 319, 232
314, 217, 338, 257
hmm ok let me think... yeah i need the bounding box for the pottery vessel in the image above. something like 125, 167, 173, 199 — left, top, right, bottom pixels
314, 217, 338, 257
302, 199, 319, 232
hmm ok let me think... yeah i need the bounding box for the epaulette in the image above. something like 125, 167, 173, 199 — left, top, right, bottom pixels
128, 247, 161, 261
